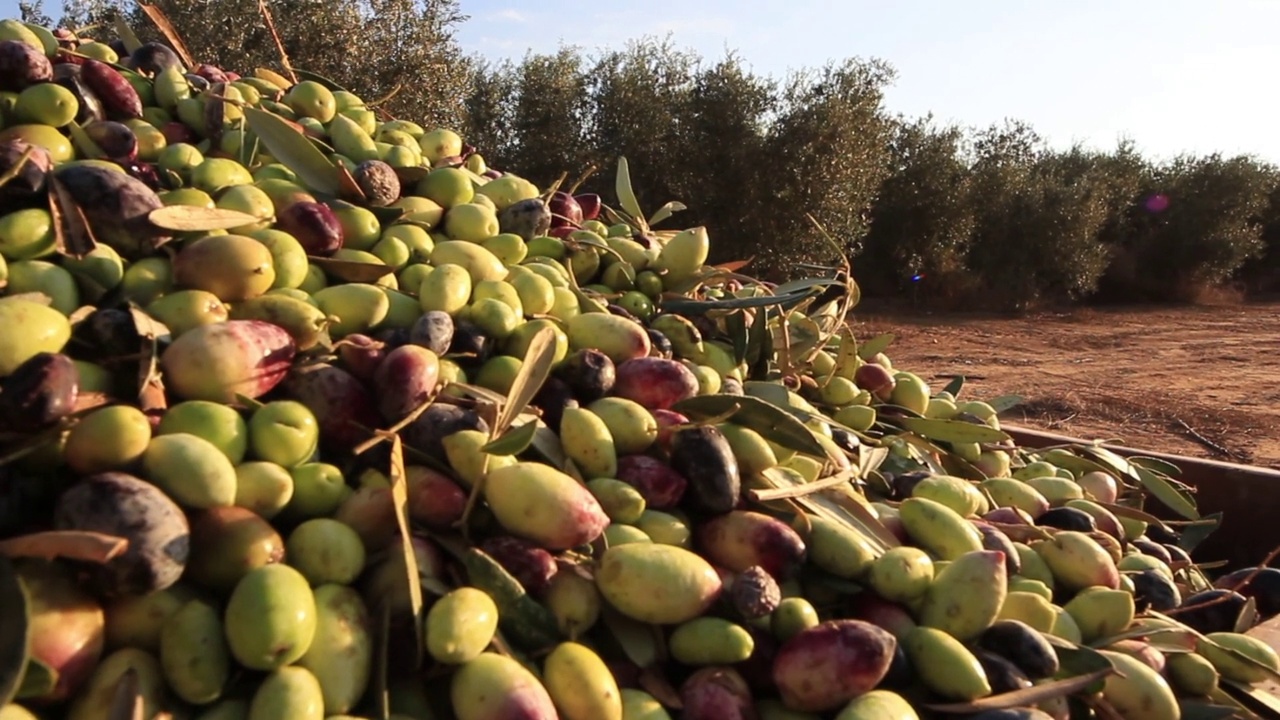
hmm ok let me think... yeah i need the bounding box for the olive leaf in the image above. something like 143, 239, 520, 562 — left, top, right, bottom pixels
1080, 444, 1198, 518
493, 326, 558, 437
857, 332, 895, 359
1222, 679, 1280, 717
385, 434, 424, 669
67, 121, 107, 160
601, 606, 659, 669
672, 394, 828, 458
1177, 512, 1223, 554
1178, 699, 1251, 720
1129, 455, 1183, 477
924, 669, 1113, 714
942, 375, 965, 398
305, 256, 395, 283
460, 549, 561, 651
293, 68, 353, 94
481, 422, 538, 456
14, 658, 56, 700
988, 394, 1025, 413
529, 425, 567, 469
726, 310, 748, 366
371, 602, 392, 720
113, 17, 144, 54
244, 106, 340, 195
135, 3, 195, 70
894, 417, 1011, 444
147, 206, 262, 232
0, 557, 30, 707
647, 201, 686, 227
614, 157, 647, 233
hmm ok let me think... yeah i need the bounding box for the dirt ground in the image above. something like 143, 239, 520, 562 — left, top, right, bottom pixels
849, 301, 1280, 469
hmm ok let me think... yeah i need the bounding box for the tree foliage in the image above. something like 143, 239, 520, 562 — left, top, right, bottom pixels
44, 0, 471, 128
24, 4, 1280, 308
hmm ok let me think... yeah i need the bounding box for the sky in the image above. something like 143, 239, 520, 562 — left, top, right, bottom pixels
5, 0, 1278, 162
453, 0, 1280, 163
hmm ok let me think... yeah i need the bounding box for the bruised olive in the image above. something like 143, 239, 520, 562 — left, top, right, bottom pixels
670, 425, 741, 515
128, 42, 182, 76
0, 352, 79, 429
1176, 589, 1247, 635
1036, 507, 1096, 532
555, 348, 614, 403
51, 63, 105, 125
400, 402, 489, 460
1130, 568, 1181, 612
54, 472, 190, 597
0, 40, 52, 91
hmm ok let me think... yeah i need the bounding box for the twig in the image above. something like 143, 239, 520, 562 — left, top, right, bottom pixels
1173, 417, 1237, 459
1168, 543, 1280, 617
257, 0, 297, 85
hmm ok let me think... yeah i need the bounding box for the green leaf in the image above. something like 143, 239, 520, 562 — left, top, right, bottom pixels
857, 333, 895, 360
1129, 456, 1183, 477
1078, 445, 1199, 520
1177, 512, 1223, 554
647, 201, 686, 227
305, 256, 396, 283
385, 437, 423, 670
372, 207, 408, 225
67, 121, 106, 160
773, 276, 845, 296
748, 306, 774, 381
601, 606, 659, 668
244, 107, 340, 195
113, 17, 144, 54
494, 326, 559, 436
673, 394, 828, 458
1220, 680, 1280, 717
1134, 465, 1199, 520
529, 424, 567, 469
1177, 700, 1247, 720
293, 68, 352, 93
371, 602, 392, 720
942, 375, 964, 399
461, 549, 561, 651
1047, 636, 1116, 677
14, 658, 55, 701
147, 206, 263, 232
659, 286, 819, 314
924, 669, 1113, 714
0, 556, 30, 707
1096, 502, 1176, 536
614, 157, 645, 230
988, 394, 1025, 413
895, 417, 1012, 444
727, 310, 748, 366
481, 422, 538, 456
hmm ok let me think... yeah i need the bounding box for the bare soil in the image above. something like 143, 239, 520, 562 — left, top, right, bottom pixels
849, 301, 1280, 469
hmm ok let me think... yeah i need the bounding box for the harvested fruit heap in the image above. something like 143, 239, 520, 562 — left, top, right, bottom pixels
2, 15, 1280, 720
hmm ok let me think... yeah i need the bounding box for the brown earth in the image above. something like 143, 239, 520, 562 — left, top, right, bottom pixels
848, 301, 1280, 470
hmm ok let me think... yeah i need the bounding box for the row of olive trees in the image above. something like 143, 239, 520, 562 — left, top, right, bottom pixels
461, 41, 1280, 310
23, 2, 1280, 310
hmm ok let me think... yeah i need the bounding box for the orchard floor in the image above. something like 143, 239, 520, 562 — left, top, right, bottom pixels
849, 300, 1280, 469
